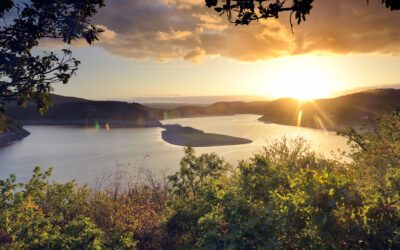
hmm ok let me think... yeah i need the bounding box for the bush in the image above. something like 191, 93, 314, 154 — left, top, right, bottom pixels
165, 111, 400, 249
0, 167, 167, 249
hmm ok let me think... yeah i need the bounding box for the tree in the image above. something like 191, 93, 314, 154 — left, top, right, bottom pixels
166, 125, 400, 249
339, 109, 400, 188
205, 0, 400, 28
0, 0, 105, 114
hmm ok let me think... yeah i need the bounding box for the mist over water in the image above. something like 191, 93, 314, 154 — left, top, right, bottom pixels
0, 115, 349, 184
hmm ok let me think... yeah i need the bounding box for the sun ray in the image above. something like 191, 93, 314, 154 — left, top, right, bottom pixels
313, 115, 329, 134
308, 100, 336, 129
297, 110, 303, 127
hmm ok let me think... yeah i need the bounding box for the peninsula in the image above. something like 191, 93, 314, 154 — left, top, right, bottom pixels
0, 114, 30, 146
161, 124, 252, 147
0, 128, 30, 146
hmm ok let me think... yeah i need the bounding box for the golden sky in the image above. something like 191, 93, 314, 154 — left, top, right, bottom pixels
53, 0, 400, 101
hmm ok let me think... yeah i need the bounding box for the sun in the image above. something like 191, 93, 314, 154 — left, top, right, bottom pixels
262, 56, 345, 101
280, 69, 332, 101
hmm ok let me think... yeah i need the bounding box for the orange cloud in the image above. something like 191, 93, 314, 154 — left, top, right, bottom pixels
91, 0, 400, 61
156, 30, 192, 41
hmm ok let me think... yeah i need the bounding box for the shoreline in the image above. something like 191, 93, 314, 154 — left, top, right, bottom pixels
12, 119, 162, 128
0, 128, 30, 146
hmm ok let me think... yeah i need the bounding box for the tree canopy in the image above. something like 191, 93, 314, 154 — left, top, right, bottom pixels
205, 0, 400, 28
0, 0, 104, 113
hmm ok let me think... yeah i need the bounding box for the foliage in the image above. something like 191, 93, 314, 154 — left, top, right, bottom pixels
0, 113, 12, 131
339, 109, 400, 187
205, 0, 400, 28
1, 111, 399, 249
166, 111, 400, 249
166, 139, 365, 249
0, 166, 168, 249
0, 168, 101, 249
0, 0, 104, 114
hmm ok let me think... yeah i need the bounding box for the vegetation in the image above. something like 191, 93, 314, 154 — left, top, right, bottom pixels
6, 100, 162, 128
0, 112, 20, 132
0, 113, 11, 132
1, 110, 399, 249
166, 110, 400, 249
0, 166, 167, 249
205, 0, 400, 27
0, 0, 104, 114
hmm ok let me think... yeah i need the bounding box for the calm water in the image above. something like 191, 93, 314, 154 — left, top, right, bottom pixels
0, 115, 349, 184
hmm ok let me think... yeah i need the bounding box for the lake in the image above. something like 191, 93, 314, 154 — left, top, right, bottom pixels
0, 115, 349, 184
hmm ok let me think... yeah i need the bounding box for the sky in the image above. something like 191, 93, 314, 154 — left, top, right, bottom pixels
48, 0, 400, 101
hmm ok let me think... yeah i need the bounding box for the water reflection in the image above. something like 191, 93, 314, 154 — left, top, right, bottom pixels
0, 115, 349, 184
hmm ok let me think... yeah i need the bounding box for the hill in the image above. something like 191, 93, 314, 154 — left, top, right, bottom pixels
257, 89, 400, 130
6, 100, 161, 128
5, 89, 400, 130
3, 94, 89, 108
49, 94, 90, 105
142, 103, 208, 110
160, 89, 400, 130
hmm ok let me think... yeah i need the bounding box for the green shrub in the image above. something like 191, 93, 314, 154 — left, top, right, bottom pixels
165, 111, 400, 249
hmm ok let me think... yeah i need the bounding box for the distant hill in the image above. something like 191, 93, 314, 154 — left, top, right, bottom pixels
332, 84, 400, 97
142, 103, 208, 110
6, 99, 161, 128
132, 95, 270, 105
50, 94, 90, 105
159, 89, 400, 130
5, 89, 400, 130
4, 94, 89, 108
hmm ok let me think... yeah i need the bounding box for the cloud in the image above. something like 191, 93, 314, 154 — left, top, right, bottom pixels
292, 0, 400, 55
38, 24, 116, 50
97, 25, 117, 40
184, 46, 206, 62
161, 0, 203, 9
156, 30, 192, 41
91, 0, 400, 61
